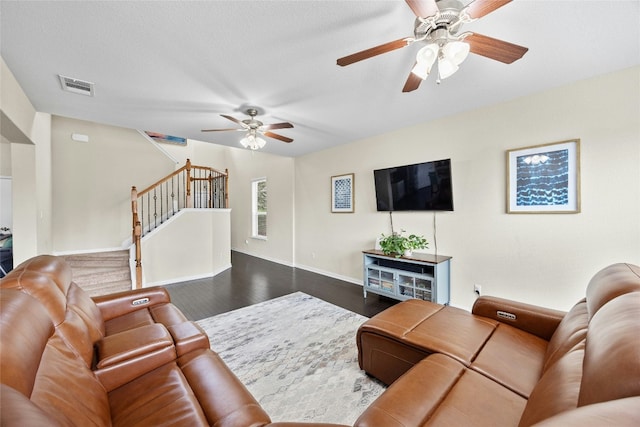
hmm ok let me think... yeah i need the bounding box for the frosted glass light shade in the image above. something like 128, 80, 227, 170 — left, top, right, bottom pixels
411, 44, 438, 80
442, 41, 470, 66
240, 134, 266, 150
438, 55, 459, 79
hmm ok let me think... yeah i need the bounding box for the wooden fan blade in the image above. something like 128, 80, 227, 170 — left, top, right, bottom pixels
402, 63, 423, 93
261, 122, 294, 131
263, 131, 293, 143
465, 33, 528, 64
201, 128, 240, 132
220, 114, 245, 126
465, 0, 512, 19
337, 38, 413, 66
405, 0, 439, 18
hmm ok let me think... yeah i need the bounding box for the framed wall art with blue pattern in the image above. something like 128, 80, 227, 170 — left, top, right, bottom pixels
331, 173, 355, 213
507, 139, 580, 213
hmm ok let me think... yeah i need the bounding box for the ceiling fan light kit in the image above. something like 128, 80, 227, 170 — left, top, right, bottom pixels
337, 0, 528, 92
240, 131, 267, 150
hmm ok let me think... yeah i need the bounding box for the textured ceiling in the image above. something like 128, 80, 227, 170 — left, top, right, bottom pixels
1, 1, 639, 157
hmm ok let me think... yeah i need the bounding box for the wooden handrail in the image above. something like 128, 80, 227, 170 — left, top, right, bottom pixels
136, 159, 226, 198
131, 159, 228, 288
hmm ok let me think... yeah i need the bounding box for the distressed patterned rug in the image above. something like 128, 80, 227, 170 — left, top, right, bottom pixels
196, 292, 386, 424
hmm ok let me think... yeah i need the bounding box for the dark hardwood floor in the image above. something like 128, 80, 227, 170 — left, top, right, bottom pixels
164, 251, 398, 321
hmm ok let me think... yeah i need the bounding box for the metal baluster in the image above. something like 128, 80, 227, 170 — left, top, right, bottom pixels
153, 188, 158, 230
171, 175, 175, 216
145, 193, 151, 234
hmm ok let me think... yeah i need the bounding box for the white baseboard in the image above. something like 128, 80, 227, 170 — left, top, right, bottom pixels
294, 263, 362, 286
143, 263, 232, 287
231, 249, 361, 286
231, 248, 295, 268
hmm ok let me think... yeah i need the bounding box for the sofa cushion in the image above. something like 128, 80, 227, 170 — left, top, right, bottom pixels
1, 268, 68, 325
0, 291, 111, 427
528, 396, 640, 426
355, 353, 526, 427
517, 342, 584, 427
66, 281, 106, 341
108, 362, 210, 426
470, 322, 547, 398
0, 385, 64, 427
402, 305, 498, 366
585, 263, 640, 319
0, 290, 54, 396
31, 333, 111, 427
579, 291, 640, 406
178, 349, 272, 427
541, 299, 588, 373
103, 307, 157, 335
101, 301, 189, 336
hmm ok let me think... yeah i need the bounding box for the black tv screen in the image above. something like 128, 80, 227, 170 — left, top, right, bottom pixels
374, 159, 454, 211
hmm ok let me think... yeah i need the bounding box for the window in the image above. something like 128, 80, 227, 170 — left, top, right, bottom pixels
252, 178, 267, 238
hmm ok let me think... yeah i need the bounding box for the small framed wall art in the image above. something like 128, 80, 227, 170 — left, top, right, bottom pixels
506, 139, 581, 214
331, 173, 355, 213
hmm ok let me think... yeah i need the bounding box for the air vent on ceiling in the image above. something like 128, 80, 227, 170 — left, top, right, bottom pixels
58, 75, 95, 96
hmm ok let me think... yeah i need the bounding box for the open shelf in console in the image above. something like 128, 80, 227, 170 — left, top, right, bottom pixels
362, 250, 451, 304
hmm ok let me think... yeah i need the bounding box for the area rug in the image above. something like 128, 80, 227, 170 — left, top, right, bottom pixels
196, 292, 386, 424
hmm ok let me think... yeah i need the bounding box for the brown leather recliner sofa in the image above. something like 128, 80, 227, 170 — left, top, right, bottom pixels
2, 256, 639, 426
353, 262, 640, 426
0, 255, 342, 427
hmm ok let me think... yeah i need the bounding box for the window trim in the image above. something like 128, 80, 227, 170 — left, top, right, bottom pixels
251, 177, 267, 239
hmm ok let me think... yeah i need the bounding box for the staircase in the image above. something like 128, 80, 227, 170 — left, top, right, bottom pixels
61, 250, 132, 297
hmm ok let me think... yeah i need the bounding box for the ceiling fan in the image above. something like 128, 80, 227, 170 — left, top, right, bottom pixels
202, 108, 294, 150
337, 0, 528, 92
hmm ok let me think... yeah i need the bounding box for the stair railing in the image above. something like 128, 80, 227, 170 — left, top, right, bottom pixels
130, 159, 228, 288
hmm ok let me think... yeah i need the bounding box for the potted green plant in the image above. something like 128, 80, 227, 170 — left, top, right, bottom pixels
378, 230, 428, 258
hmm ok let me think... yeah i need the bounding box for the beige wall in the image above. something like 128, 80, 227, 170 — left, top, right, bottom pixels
0, 142, 11, 175
225, 148, 295, 265
1, 57, 53, 263
164, 138, 296, 266
295, 66, 640, 311
1, 58, 36, 136
141, 209, 231, 286
51, 116, 177, 252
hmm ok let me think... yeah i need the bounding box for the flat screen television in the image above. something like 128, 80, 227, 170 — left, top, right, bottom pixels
374, 159, 454, 211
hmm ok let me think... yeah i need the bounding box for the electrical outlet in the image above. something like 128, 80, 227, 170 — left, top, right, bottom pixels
474, 284, 482, 295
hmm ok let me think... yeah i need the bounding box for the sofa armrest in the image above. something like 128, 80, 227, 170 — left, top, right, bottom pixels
92, 287, 171, 321
472, 296, 565, 341
167, 321, 210, 356
94, 324, 176, 391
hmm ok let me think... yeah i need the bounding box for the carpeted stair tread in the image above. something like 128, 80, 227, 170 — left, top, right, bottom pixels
71, 268, 131, 286
80, 279, 132, 297
61, 250, 132, 296
62, 251, 129, 268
